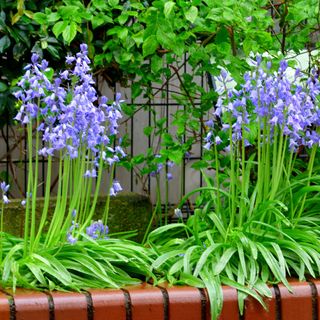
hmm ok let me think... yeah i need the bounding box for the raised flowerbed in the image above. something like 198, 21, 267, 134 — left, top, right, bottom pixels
3, 40, 320, 320
0, 280, 319, 320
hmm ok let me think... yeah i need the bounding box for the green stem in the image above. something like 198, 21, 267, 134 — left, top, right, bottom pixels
33, 154, 52, 250
62, 147, 87, 231
270, 126, 285, 200
165, 176, 168, 225
102, 164, 115, 226
23, 121, 34, 257
239, 125, 246, 227
228, 115, 236, 230
45, 156, 70, 247
193, 208, 202, 246
142, 200, 160, 245
294, 144, 317, 224
256, 116, 262, 205
264, 117, 271, 200
156, 176, 162, 226
142, 176, 163, 244
271, 126, 279, 187
0, 202, 4, 263
44, 151, 63, 247
179, 187, 230, 210
79, 147, 105, 228
29, 117, 40, 251
214, 143, 222, 220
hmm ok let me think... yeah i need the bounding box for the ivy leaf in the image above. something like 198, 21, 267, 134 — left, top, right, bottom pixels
156, 26, 175, 50
33, 12, 47, 25
185, 6, 198, 23
132, 30, 144, 46
0, 36, 10, 53
143, 126, 153, 136
41, 40, 48, 49
11, 13, 22, 25
162, 133, 174, 146
206, 8, 223, 21
164, 2, 175, 18
58, 6, 79, 19
92, 0, 108, 10
0, 81, 8, 92
92, 13, 112, 29
118, 28, 128, 41
243, 37, 258, 55
151, 55, 162, 73
24, 10, 34, 19
53, 21, 68, 38
47, 12, 60, 22
131, 83, 142, 99
167, 150, 184, 164
222, 9, 234, 21
142, 35, 158, 57
131, 154, 145, 165
108, 0, 119, 7
46, 45, 60, 59
62, 22, 77, 44
118, 13, 129, 25
191, 160, 209, 170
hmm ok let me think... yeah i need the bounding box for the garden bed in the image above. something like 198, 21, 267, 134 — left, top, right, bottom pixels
0, 280, 318, 320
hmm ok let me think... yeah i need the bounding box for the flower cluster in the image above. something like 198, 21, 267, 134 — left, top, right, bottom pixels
205, 58, 320, 151
66, 209, 79, 244
150, 155, 175, 181
109, 180, 122, 196
86, 220, 109, 240
67, 209, 109, 244
0, 182, 9, 204
14, 44, 125, 189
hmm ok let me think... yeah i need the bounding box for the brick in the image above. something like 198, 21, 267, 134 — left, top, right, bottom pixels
126, 284, 164, 320
162, 285, 202, 320
278, 281, 313, 320
13, 289, 49, 320
88, 288, 126, 320
219, 286, 238, 320
310, 280, 320, 319
0, 291, 10, 320
245, 286, 276, 320
50, 291, 87, 320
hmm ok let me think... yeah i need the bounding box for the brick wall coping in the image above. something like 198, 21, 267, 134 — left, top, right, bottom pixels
0, 280, 319, 319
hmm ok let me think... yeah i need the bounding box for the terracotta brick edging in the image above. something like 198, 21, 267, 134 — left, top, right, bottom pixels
0, 280, 319, 320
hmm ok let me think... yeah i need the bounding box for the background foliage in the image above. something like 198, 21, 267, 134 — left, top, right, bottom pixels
1, 0, 320, 193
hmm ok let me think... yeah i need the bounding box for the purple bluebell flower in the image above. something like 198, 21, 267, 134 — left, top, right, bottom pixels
109, 187, 116, 196
112, 180, 122, 193
215, 136, 222, 145
174, 208, 183, 218
1, 182, 10, 204
167, 161, 174, 168
2, 195, 9, 204
15, 44, 126, 201
86, 220, 109, 240
205, 56, 320, 152
1, 182, 10, 194
67, 233, 77, 245
205, 119, 214, 127
203, 142, 212, 150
